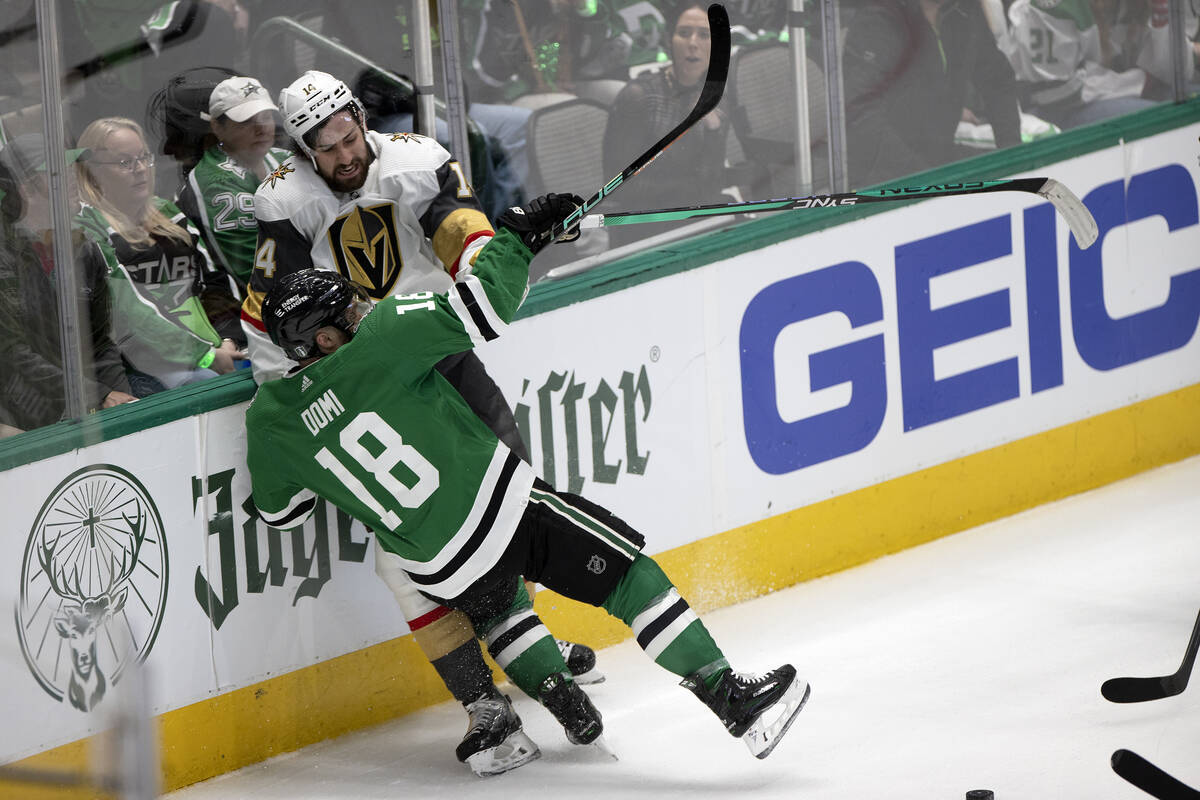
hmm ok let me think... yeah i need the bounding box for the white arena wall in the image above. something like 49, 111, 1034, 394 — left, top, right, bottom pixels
1, 102, 1198, 796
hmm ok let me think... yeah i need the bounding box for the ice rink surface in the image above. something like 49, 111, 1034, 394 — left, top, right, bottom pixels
166, 456, 1200, 800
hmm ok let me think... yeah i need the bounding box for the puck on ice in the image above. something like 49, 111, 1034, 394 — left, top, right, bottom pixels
965, 792, 995, 800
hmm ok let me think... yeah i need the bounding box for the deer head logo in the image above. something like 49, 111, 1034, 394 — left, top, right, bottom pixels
39, 507, 146, 711
16, 465, 169, 711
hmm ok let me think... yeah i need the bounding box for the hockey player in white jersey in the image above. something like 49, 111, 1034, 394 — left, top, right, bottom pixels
246, 193, 810, 772
239, 69, 598, 775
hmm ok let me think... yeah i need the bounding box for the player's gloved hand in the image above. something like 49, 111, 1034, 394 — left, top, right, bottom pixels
496, 192, 585, 255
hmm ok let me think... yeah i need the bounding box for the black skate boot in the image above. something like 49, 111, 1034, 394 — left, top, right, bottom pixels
682, 665, 810, 759
537, 672, 604, 745
456, 687, 541, 776
556, 639, 605, 684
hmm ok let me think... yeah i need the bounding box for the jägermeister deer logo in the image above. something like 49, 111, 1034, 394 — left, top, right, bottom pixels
14, 465, 168, 712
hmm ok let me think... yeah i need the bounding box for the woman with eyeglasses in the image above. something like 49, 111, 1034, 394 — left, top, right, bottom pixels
75, 116, 245, 396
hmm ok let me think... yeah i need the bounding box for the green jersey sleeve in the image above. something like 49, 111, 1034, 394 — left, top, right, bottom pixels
245, 413, 320, 528
361, 226, 532, 377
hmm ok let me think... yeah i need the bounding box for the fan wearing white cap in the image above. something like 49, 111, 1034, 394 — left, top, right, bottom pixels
177, 76, 291, 292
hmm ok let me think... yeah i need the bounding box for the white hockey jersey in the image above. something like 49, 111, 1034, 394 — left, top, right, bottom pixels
240, 129, 493, 383
1001, 0, 1194, 108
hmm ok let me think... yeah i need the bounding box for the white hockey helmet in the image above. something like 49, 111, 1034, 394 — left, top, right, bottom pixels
278, 70, 364, 157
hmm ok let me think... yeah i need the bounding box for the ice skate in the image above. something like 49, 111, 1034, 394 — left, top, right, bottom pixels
456, 687, 540, 776
538, 672, 604, 745
682, 664, 810, 759
557, 639, 605, 684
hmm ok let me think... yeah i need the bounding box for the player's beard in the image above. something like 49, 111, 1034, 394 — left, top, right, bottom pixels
323, 149, 373, 193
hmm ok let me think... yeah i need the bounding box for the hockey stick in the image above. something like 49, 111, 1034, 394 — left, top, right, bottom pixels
1102, 608, 1200, 703
1112, 749, 1200, 800
552, 3, 731, 240
577, 177, 1100, 249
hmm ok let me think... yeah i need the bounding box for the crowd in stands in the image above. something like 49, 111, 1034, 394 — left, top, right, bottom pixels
0, 0, 1194, 438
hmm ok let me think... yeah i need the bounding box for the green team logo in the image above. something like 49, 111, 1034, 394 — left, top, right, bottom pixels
14, 465, 169, 712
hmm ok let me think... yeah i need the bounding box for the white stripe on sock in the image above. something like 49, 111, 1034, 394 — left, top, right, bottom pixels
490, 623, 553, 669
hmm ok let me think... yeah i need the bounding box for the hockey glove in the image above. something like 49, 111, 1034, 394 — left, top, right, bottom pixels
496, 192, 585, 255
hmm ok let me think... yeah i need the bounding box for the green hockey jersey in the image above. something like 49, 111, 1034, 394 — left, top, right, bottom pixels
177, 145, 291, 287
246, 228, 534, 600
76, 198, 221, 378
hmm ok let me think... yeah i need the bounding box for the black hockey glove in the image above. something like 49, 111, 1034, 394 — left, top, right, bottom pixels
496, 192, 585, 255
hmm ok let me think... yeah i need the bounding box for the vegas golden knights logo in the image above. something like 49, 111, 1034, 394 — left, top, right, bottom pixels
326, 203, 404, 298
265, 163, 294, 188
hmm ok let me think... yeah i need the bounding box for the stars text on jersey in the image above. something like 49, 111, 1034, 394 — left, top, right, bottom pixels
125, 254, 194, 285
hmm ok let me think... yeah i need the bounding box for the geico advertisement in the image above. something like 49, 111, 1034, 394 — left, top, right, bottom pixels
491, 127, 1200, 542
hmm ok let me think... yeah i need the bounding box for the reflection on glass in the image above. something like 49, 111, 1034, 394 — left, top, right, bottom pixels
0, 0, 1190, 442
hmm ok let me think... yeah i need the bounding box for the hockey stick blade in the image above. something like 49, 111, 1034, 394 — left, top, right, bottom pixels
1112, 749, 1200, 800
1036, 178, 1099, 249
580, 176, 1100, 249
1102, 608, 1200, 703
551, 3, 730, 241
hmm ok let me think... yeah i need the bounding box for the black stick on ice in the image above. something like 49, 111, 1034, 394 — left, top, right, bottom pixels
1112, 749, 1200, 800
551, 3, 731, 241
578, 177, 1100, 249
1102, 608, 1200, 703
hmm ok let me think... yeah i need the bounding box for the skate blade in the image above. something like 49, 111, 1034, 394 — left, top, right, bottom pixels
742, 677, 810, 759
571, 666, 606, 685
467, 730, 541, 777
587, 733, 619, 762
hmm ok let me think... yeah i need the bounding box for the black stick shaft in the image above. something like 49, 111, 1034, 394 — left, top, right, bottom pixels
1102, 607, 1200, 702
550, 3, 731, 241
1112, 749, 1200, 800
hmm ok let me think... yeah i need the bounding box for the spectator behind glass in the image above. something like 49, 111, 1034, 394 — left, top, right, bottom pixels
0, 136, 135, 436
841, 0, 1022, 187
176, 76, 291, 295
75, 117, 245, 397
471, 0, 633, 102
998, 0, 1184, 130
601, 2, 730, 244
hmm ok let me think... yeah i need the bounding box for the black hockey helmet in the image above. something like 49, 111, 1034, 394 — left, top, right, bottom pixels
262, 269, 371, 360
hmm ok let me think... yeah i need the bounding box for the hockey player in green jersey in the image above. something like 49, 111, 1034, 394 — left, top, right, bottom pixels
246, 192, 810, 775
238, 69, 601, 774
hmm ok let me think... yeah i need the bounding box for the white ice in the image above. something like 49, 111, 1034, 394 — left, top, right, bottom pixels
165, 455, 1200, 800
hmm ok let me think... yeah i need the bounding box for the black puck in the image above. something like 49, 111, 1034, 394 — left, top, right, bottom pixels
966, 792, 995, 800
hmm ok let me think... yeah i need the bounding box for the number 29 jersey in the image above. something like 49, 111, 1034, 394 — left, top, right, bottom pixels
245, 229, 534, 601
